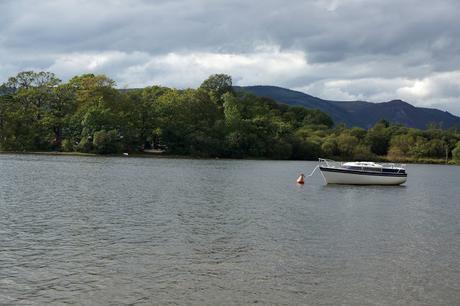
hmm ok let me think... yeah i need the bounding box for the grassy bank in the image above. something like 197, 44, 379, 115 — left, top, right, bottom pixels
380, 156, 457, 165
1, 150, 459, 165
0, 151, 97, 157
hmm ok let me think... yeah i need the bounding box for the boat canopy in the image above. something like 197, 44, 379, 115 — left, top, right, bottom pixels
343, 161, 382, 168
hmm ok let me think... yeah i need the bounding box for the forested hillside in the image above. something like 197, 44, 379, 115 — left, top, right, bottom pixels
237, 86, 460, 129
1, 72, 460, 163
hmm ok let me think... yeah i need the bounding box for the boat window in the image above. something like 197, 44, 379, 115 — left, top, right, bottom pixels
363, 167, 381, 172
344, 165, 381, 171
345, 166, 361, 170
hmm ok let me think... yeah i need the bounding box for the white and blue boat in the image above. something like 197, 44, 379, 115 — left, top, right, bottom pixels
318, 159, 407, 185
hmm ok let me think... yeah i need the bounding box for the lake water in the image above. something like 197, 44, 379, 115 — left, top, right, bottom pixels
0, 154, 459, 305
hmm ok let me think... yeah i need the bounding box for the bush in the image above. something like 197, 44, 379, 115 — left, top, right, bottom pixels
352, 145, 375, 160
267, 139, 293, 159
321, 138, 338, 156
291, 137, 322, 160
76, 137, 93, 153
337, 134, 359, 157
93, 129, 121, 154
61, 139, 75, 152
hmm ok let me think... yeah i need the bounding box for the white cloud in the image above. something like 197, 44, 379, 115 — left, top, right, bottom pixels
48, 51, 150, 81
296, 72, 460, 114
46, 46, 308, 88
133, 46, 308, 88
397, 71, 460, 111
50, 52, 122, 73
1, 0, 460, 115
398, 80, 431, 99
1, 45, 456, 116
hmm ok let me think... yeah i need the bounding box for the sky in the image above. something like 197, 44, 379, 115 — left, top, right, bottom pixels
1, 0, 459, 115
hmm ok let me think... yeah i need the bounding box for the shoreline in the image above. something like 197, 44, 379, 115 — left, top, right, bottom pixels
0, 150, 457, 165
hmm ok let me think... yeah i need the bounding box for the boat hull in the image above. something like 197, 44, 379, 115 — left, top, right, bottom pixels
319, 167, 407, 185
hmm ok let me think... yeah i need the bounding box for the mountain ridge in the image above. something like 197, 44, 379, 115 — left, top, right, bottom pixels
235, 85, 460, 129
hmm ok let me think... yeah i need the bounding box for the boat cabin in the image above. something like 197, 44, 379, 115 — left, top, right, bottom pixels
342, 162, 406, 174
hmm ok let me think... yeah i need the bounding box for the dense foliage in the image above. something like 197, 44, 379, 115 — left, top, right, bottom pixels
1, 71, 459, 163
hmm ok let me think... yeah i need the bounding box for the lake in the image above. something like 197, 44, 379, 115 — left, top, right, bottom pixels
0, 154, 459, 305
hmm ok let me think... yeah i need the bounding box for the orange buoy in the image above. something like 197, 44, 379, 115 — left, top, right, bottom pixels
297, 173, 305, 184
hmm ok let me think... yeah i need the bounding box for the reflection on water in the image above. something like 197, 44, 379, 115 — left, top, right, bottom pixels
0, 155, 459, 304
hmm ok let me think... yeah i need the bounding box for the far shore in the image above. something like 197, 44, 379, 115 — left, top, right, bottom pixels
1, 150, 458, 165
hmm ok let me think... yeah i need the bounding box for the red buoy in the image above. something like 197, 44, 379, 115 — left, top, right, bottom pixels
297, 173, 305, 184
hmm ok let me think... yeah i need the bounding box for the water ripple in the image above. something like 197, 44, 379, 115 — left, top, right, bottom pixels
0, 155, 459, 304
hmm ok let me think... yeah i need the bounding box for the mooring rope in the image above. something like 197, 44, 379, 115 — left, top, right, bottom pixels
306, 165, 319, 177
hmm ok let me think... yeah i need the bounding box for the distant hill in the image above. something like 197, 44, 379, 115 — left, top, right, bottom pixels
235, 85, 460, 129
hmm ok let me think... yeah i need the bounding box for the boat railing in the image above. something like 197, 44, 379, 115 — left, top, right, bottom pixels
319, 158, 406, 172
381, 162, 406, 172
318, 158, 342, 168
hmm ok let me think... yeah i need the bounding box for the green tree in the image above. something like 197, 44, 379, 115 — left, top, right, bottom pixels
452, 141, 460, 164
200, 74, 233, 102
408, 136, 431, 158
155, 88, 224, 156
134, 86, 169, 149
349, 127, 367, 140
321, 137, 339, 157
42, 84, 77, 148
388, 133, 415, 158
1, 71, 63, 150
366, 121, 390, 155
2, 70, 460, 161
67, 74, 129, 153
93, 129, 121, 154
337, 133, 359, 158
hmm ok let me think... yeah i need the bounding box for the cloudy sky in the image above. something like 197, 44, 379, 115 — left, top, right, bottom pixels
1, 0, 459, 114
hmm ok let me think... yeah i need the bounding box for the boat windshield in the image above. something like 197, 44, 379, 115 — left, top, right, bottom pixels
343, 165, 382, 172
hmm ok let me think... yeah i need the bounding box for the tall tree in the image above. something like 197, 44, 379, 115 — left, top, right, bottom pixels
200, 74, 233, 102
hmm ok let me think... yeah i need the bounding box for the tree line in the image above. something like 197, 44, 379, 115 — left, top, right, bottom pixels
1, 71, 459, 163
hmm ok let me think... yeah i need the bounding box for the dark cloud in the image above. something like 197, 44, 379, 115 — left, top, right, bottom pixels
0, 0, 459, 114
